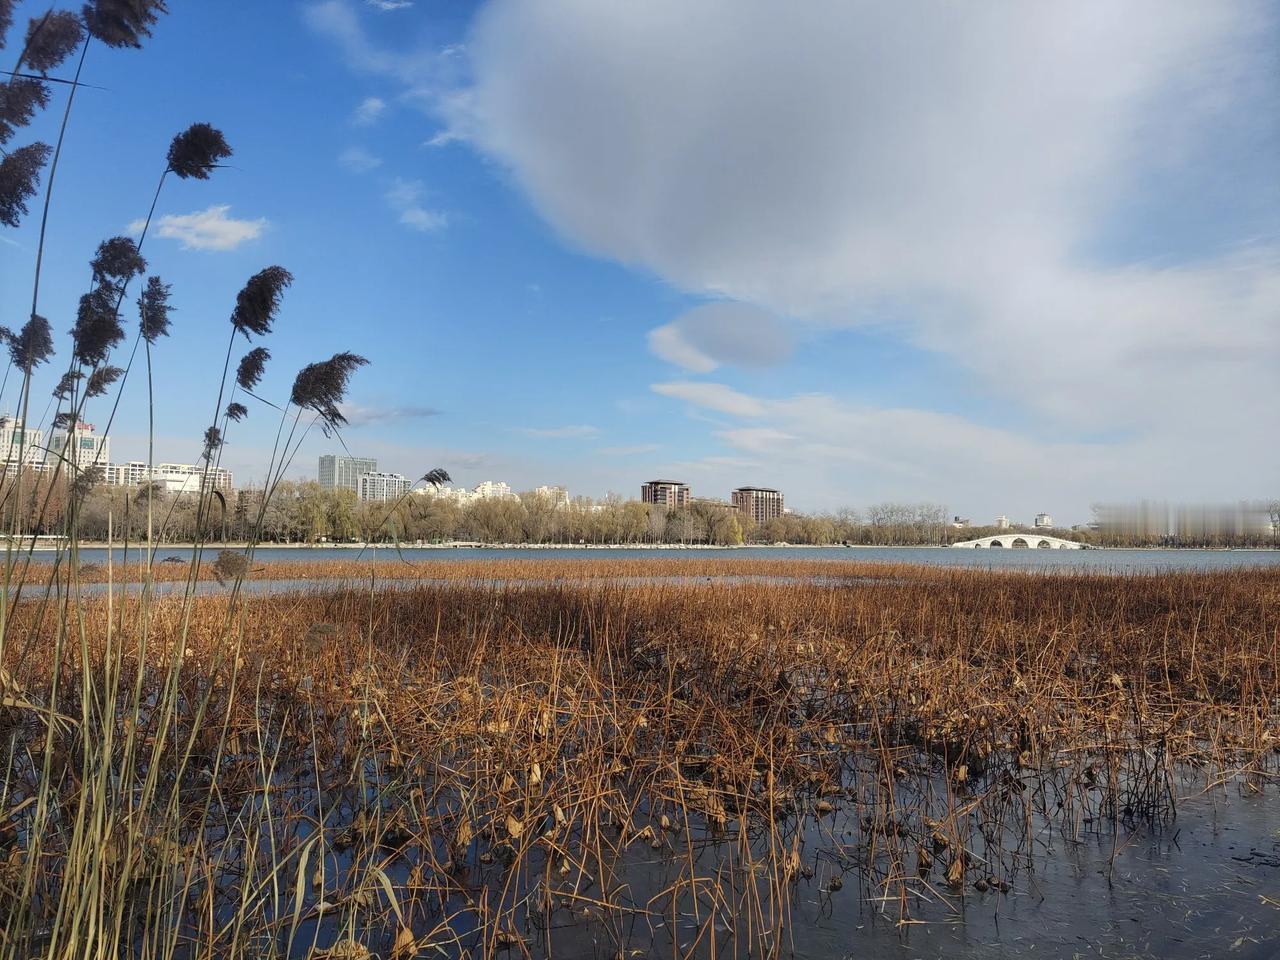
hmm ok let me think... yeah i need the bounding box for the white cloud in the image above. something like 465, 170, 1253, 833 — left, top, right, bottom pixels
649, 302, 791, 372
132, 205, 267, 251
424, 129, 463, 148
338, 145, 383, 172
305, 2, 467, 111
366, 0, 412, 10
649, 380, 1266, 522
647, 324, 716, 373
651, 381, 765, 418
516, 425, 600, 439
385, 177, 447, 231
399, 207, 447, 231
308, 0, 1280, 512
338, 402, 440, 426
351, 95, 387, 125
448, 0, 1279, 499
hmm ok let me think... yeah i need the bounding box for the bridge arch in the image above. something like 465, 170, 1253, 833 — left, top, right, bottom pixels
951, 533, 1086, 550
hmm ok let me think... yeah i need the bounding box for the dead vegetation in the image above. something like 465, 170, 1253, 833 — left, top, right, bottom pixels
0, 563, 1276, 958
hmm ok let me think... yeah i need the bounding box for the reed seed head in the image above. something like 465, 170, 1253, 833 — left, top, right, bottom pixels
138, 274, 172, 342
235, 346, 270, 391
166, 122, 231, 180
0, 0, 14, 47
225, 401, 248, 423
289, 352, 369, 430
72, 287, 124, 366
52, 370, 83, 400
421, 468, 451, 488
10, 314, 54, 373
90, 235, 146, 287
0, 141, 51, 227
0, 79, 50, 146
231, 266, 292, 340
81, 0, 167, 49
85, 364, 123, 398
22, 10, 83, 73
202, 426, 223, 461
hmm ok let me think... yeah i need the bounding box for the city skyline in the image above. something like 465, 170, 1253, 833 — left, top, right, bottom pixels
1, 2, 1275, 527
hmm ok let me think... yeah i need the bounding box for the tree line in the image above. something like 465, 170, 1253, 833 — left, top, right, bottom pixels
6, 474, 1275, 548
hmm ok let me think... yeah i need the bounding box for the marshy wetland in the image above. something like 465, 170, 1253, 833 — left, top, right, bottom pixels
1, 558, 1277, 958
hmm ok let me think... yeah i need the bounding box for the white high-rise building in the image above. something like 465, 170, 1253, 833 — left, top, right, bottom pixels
48, 421, 109, 472
473, 480, 515, 501
104, 461, 233, 494
104, 461, 149, 487
318, 455, 377, 493
1033, 513, 1054, 529
358, 471, 411, 503
0, 416, 46, 472
532, 485, 569, 508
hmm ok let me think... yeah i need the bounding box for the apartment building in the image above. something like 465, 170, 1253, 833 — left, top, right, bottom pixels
0, 416, 46, 472
640, 480, 690, 510
358, 471, 412, 503
105, 461, 233, 494
731, 486, 784, 525
48, 421, 109, 472
318, 455, 377, 493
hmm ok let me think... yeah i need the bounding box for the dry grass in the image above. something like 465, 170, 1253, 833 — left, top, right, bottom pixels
0, 562, 1276, 958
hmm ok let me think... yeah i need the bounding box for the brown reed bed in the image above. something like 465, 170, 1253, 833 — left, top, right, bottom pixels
0, 563, 1276, 958
19, 551, 1276, 588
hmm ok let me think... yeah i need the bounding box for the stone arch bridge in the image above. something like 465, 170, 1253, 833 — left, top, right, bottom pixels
950, 534, 1086, 549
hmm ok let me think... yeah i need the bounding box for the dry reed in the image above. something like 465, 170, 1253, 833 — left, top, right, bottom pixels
0, 562, 1275, 957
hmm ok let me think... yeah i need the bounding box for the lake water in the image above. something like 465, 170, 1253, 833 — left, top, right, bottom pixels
36, 544, 1280, 574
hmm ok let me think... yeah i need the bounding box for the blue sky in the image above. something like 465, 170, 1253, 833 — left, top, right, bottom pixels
2, 1, 1277, 525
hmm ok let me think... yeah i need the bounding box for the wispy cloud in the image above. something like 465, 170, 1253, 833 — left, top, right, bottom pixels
131, 205, 267, 251
338, 402, 441, 427
338, 145, 382, 173
651, 381, 766, 418
365, 0, 412, 10
385, 177, 447, 231
649, 302, 792, 372
424, 129, 462, 148
515, 425, 600, 439
351, 95, 387, 126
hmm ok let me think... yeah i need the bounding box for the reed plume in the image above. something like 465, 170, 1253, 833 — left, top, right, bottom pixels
0, 141, 51, 226
235, 346, 269, 390
71, 286, 123, 366
166, 121, 231, 179
85, 363, 122, 397
0, 79, 50, 144
231, 266, 292, 339
8, 314, 53, 373
21, 9, 83, 73
201, 425, 222, 460
289, 351, 368, 429
422, 467, 451, 488
81, 0, 167, 48
89, 234, 146, 286
52, 370, 82, 399
137, 274, 171, 342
